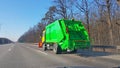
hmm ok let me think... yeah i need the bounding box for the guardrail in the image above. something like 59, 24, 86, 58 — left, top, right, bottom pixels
92, 45, 116, 49
91, 45, 120, 54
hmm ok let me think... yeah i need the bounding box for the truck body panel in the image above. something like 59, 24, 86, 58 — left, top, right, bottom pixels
44, 19, 90, 51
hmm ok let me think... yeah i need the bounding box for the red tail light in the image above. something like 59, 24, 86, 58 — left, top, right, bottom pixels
66, 27, 68, 33
38, 41, 43, 48
88, 29, 90, 36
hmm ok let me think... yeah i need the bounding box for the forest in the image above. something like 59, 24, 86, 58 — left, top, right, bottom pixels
18, 0, 120, 45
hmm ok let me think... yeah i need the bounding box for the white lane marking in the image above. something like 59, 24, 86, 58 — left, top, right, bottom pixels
36, 50, 48, 55
8, 48, 12, 51
25, 46, 48, 55
8, 45, 15, 52
10, 45, 14, 48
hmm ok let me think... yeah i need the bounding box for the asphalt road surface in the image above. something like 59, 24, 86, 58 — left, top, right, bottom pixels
0, 43, 119, 68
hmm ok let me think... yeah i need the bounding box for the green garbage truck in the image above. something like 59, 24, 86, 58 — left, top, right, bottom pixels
40, 19, 90, 54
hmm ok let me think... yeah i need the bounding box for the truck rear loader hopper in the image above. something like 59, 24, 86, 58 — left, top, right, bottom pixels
39, 19, 90, 54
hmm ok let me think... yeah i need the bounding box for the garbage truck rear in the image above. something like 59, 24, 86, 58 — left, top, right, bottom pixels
39, 19, 90, 54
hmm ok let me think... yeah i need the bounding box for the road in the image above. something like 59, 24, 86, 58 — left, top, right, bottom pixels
0, 43, 119, 68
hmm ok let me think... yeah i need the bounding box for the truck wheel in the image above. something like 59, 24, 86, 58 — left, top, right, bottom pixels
53, 44, 62, 54
43, 43, 47, 51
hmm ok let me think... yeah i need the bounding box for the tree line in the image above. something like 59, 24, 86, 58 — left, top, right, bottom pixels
18, 0, 120, 45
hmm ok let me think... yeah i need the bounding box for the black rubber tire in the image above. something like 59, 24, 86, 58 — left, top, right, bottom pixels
43, 43, 47, 51
53, 44, 62, 54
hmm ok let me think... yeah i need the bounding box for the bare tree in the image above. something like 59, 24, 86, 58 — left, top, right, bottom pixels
117, 0, 120, 5
75, 0, 92, 36
105, 0, 113, 45
53, 0, 68, 19
18, 0, 120, 45
42, 6, 57, 25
